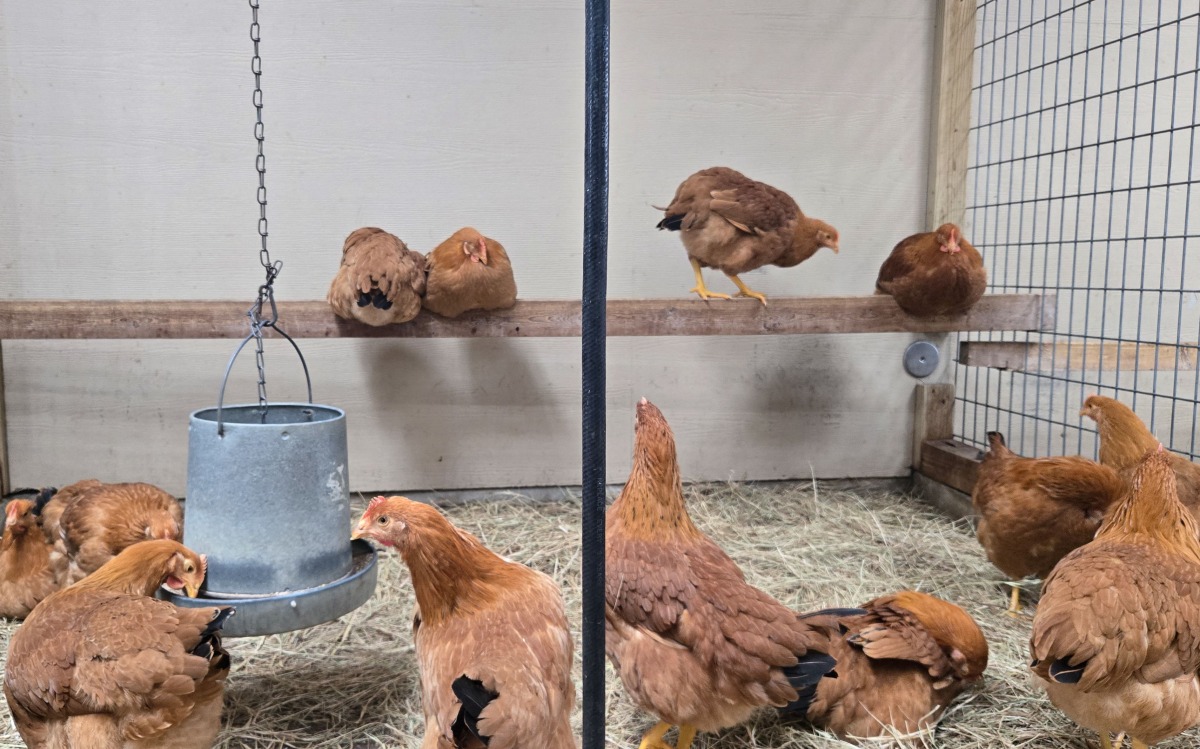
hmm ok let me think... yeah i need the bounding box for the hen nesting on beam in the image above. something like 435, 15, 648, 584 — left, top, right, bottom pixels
874, 223, 986, 317
423, 227, 517, 319
656, 167, 838, 305
328, 227, 427, 326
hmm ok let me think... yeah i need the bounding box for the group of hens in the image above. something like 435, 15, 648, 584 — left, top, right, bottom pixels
0, 168, 1192, 749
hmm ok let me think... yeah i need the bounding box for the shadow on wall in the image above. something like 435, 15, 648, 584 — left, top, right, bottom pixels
358, 338, 574, 489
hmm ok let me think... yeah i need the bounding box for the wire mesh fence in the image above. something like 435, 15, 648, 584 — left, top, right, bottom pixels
956, 0, 1200, 460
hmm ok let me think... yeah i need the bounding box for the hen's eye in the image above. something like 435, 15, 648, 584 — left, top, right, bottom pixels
184, 562, 194, 573
378, 516, 390, 526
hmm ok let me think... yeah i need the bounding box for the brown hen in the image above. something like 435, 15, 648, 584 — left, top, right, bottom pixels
423, 227, 517, 319
656, 167, 839, 304
44, 481, 184, 586
972, 431, 1125, 614
605, 398, 837, 749
797, 591, 988, 741
874, 223, 986, 317
1081, 394, 1200, 514
0, 496, 65, 619
4, 540, 233, 749
1030, 447, 1200, 748
353, 496, 575, 749
327, 227, 427, 326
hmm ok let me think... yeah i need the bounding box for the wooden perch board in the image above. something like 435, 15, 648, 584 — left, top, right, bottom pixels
919, 438, 984, 495
958, 340, 1198, 373
0, 295, 1056, 340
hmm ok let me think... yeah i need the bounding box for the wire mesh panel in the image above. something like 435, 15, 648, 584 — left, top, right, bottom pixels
957, 0, 1200, 460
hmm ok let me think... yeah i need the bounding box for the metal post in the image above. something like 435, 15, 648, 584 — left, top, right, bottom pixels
581, 0, 609, 746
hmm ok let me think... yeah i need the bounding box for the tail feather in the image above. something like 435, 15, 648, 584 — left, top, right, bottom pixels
778, 650, 838, 719
1047, 657, 1086, 684
656, 214, 685, 231
452, 675, 497, 746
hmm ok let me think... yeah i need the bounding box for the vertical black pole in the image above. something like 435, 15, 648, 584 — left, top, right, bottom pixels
581, 0, 609, 747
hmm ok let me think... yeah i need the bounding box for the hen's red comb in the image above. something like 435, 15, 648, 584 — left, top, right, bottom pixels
368, 495, 388, 512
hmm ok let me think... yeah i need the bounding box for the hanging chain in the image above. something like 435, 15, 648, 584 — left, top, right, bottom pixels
248, 0, 280, 415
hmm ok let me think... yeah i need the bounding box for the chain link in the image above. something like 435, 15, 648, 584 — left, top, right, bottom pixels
248, 0, 279, 414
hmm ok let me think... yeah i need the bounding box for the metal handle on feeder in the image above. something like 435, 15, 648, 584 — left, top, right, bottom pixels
214, 314, 314, 437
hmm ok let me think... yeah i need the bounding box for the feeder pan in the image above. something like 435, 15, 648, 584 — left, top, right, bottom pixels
164, 402, 377, 636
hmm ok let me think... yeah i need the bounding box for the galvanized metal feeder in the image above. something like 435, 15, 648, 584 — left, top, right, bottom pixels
162, 0, 377, 636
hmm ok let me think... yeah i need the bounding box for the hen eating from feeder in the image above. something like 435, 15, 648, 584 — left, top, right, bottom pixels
4, 540, 233, 749
328, 227, 428, 326
353, 496, 576, 749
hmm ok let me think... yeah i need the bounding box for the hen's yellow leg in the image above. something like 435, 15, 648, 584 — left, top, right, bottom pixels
1129, 739, 1147, 749
725, 273, 768, 305
1007, 585, 1022, 617
676, 725, 698, 749
1099, 734, 1113, 749
689, 258, 731, 301
638, 721, 674, 749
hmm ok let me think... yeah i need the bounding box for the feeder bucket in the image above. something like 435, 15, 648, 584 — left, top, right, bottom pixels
165, 402, 377, 637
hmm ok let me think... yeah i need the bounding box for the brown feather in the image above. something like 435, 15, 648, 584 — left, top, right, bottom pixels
327, 227, 426, 326
973, 431, 1125, 581
874, 223, 986, 317
3, 541, 232, 748
605, 398, 834, 735
1029, 448, 1200, 745
423, 227, 518, 319
354, 497, 575, 749
658, 167, 838, 276
0, 499, 64, 619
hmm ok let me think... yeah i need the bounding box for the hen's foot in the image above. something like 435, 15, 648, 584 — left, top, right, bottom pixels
726, 273, 768, 305
637, 722, 674, 749
689, 258, 731, 301
1005, 585, 1022, 618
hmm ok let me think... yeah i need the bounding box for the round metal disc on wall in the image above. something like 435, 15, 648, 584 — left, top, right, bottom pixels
903, 340, 941, 378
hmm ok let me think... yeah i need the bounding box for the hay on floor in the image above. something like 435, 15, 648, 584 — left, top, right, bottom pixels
0, 482, 1193, 748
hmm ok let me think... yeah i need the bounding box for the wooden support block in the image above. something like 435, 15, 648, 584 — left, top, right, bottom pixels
927, 0, 977, 229
919, 438, 984, 495
912, 383, 956, 468
0, 294, 1056, 340
958, 340, 1199, 373
912, 472, 975, 523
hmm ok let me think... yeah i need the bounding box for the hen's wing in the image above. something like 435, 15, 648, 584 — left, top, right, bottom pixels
607, 531, 826, 707
838, 604, 960, 687
1031, 540, 1200, 690
6, 589, 231, 742
874, 233, 928, 294
706, 180, 799, 236
423, 572, 574, 749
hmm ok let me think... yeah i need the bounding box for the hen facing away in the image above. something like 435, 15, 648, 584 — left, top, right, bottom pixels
0, 496, 65, 619
353, 496, 576, 749
38, 480, 183, 586
796, 591, 988, 742
423, 226, 517, 319
606, 398, 837, 749
655, 167, 838, 304
327, 227, 427, 326
972, 431, 1124, 614
1081, 394, 1200, 515
874, 223, 986, 317
4, 540, 233, 749
1030, 448, 1200, 748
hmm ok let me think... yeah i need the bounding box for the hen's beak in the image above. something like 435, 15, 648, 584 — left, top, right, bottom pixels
829, 243, 840, 254
351, 520, 367, 541
185, 581, 200, 598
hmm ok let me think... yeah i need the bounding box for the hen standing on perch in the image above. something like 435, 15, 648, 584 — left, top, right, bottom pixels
353, 496, 576, 749
4, 540, 233, 749
874, 223, 986, 317
423, 227, 518, 318
327, 227, 427, 326
972, 431, 1124, 615
38, 480, 184, 586
606, 398, 837, 749
796, 590, 988, 741
1030, 447, 1200, 748
655, 167, 839, 304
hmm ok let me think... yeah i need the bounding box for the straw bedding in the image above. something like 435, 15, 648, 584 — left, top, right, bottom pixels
0, 482, 1193, 748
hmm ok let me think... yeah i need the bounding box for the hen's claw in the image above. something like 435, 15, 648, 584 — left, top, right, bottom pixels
637, 722, 674, 749
726, 273, 768, 305
688, 258, 731, 301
